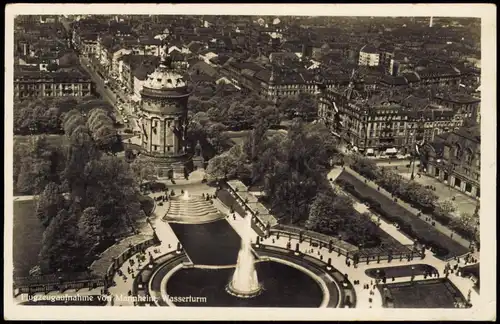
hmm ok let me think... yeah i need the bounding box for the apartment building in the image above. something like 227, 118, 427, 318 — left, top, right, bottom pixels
14, 70, 94, 99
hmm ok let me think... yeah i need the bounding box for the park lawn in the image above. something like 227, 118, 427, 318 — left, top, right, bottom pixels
380, 279, 466, 308
336, 171, 469, 259
13, 199, 45, 278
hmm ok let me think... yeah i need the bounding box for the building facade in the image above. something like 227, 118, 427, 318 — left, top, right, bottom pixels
318, 88, 469, 155
424, 126, 480, 199
14, 70, 94, 99
358, 44, 380, 67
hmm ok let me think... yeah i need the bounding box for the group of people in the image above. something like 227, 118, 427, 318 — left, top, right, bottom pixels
424, 185, 439, 192
201, 193, 215, 201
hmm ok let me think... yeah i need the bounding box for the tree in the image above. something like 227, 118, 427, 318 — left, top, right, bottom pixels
451, 211, 479, 230
36, 182, 66, 227
206, 151, 239, 180
77, 98, 114, 115
62, 109, 86, 137
130, 159, 157, 185
347, 153, 379, 180
13, 141, 31, 188
87, 108, 120, 151
206, 122, 229, 154
46, 62, 59, 72
243, 119, 270, 169
306, 191, 349, 234
343, 212, 379, 247
82, 156, 143, 234
77, 207, 105, 259
438, 199, 457, 214
16, 156, 52, 195
64, 124, 99, 201
38, 208, 81, 273
279, 93, 318, 121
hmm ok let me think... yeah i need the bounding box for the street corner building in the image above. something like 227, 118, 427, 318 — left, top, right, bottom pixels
423, 125, 481, 199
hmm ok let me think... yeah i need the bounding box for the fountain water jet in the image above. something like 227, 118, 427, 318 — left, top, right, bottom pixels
226, 213, 262, 298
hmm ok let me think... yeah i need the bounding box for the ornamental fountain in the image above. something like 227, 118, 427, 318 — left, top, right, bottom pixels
226, 214, 263, 298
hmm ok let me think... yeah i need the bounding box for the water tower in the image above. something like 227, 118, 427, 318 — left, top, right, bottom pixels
137, 43, 191, 178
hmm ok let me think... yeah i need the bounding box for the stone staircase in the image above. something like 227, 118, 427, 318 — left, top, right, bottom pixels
163, 195, 224, 224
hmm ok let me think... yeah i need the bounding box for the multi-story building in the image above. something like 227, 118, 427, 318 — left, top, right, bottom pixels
358, 44, 380, 67
119, 54, 160, 96
390, 52, 412, 76
414, 65, 461, 87
14, 70, 94, 99
433, 92, 480, 125
318, 89, 470, 155
221, 61, 350, 102
378, 44, 395, 75
72, 33, 99, 56
424, 126, 480, 199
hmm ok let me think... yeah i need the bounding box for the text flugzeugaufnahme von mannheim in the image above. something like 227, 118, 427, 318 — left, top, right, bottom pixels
21, 294, 207, 303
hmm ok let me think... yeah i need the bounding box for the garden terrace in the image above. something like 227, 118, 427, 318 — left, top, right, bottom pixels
378, 278, 468, 308
365, 264, 439, 279
234, 191, 259, 204
335, 171, 469, 259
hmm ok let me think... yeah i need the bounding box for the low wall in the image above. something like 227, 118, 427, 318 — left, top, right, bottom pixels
14, 277, 106, 297
268, 226, 358, 257
268, 225, 421, 263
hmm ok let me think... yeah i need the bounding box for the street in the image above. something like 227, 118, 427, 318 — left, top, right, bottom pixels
78, 55, 138, 130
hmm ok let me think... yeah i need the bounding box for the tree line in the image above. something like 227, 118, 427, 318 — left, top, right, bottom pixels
14, 105, 147, 275
185, 82, 319, 158
207, 119, 380, 248
14, 96, 116, 136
